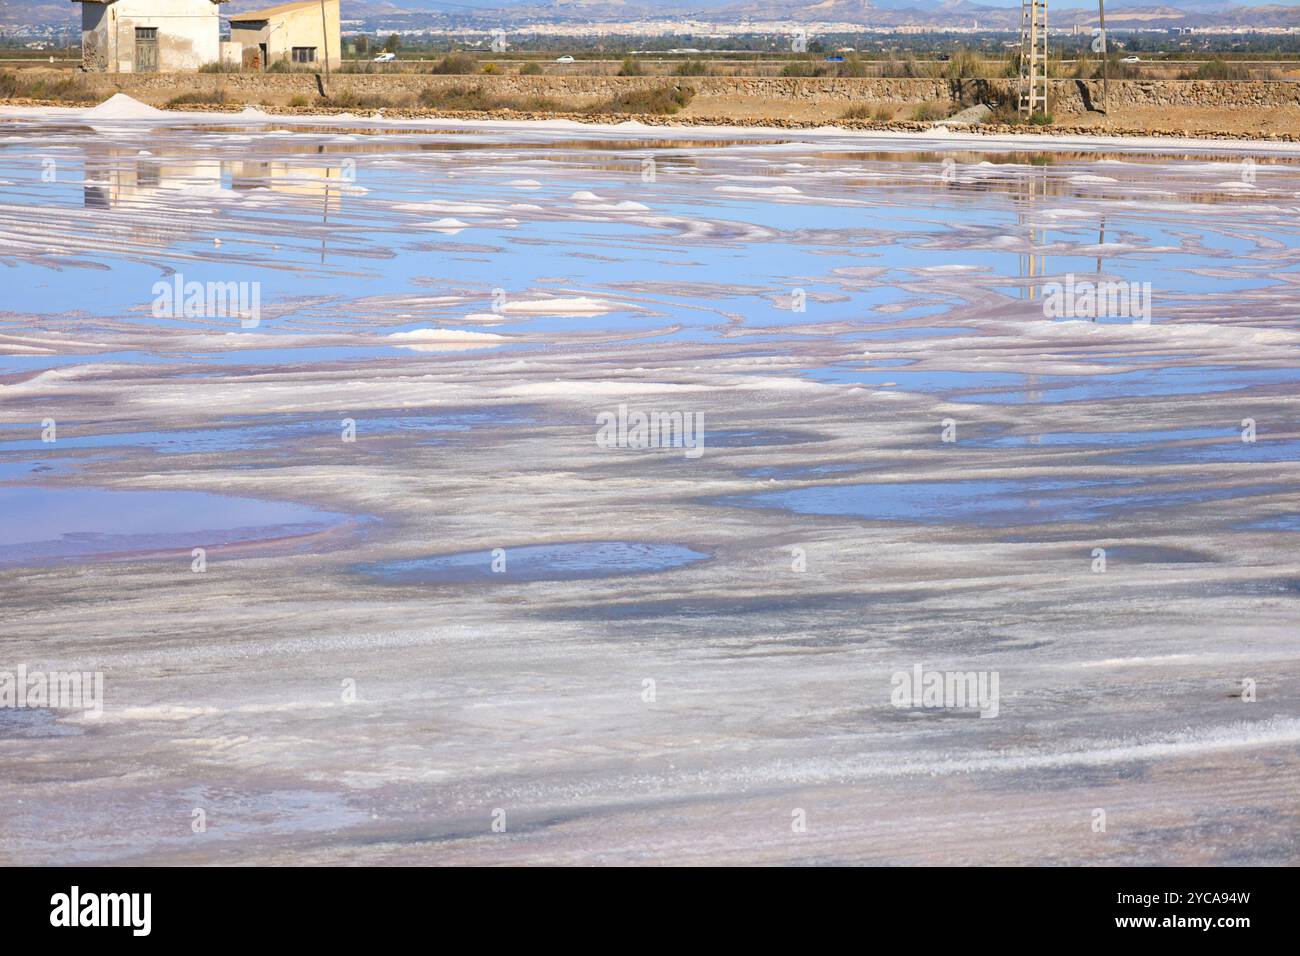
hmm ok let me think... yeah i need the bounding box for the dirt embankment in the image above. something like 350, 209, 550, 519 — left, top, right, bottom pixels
5, 71, 1300, 140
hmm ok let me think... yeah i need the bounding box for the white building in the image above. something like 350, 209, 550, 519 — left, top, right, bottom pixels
73, 0, 227, 73
229, 0, 341, 72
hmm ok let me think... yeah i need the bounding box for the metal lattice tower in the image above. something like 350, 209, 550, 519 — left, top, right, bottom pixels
1018, 0, 1049, 115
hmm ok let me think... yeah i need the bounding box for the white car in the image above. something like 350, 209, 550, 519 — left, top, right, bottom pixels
1120, 55, 1140, 64
555, 55, 575, 63
373, 52, 396, 62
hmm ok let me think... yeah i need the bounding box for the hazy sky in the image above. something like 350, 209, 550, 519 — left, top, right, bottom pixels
399, 0, 1277, 10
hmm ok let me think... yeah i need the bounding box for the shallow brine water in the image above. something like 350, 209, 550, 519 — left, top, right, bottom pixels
359, 541, 709, 584
0, 108, 1297, 866
0, 486, 349, 565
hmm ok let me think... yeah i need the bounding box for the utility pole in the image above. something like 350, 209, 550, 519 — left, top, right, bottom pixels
319, 0, 331, 94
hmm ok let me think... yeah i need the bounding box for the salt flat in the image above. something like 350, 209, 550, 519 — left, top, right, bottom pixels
0, 105, 1297, 865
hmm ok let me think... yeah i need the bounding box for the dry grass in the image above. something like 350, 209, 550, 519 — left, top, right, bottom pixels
166, 89, 226, 107
0, 70, 92, 103
415, 84, 561, 112
911, 101, 948, 122
944, 48, 991, 80
841, 103, 896, 122
590, 84, 695, 115
1183, 59, 1252, 81
318, 89, 413, 110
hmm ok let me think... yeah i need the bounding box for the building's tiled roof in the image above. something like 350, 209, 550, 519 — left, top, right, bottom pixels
228, 0, 330, 21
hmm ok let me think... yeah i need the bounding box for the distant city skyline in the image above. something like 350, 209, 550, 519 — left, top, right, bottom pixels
370, 0, 1300, 10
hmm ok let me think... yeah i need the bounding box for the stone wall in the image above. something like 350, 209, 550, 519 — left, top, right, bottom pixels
1051, 78, 1300, 115
71, 71, 1300, 115
78, 72, 985, 105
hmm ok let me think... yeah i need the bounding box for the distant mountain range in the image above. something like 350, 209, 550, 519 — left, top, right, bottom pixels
6, 0, 1300, 34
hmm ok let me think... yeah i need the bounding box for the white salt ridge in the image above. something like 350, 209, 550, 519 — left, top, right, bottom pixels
709, 718, 1300, 786
395, 200, 499, 215
498, 297, 626, 315
715, 185, 803, 195
582, 199, 652, 212
915, 264, 984, 273
1040, 208, 1099, 219
386, 328, 506, 351
425, 218, 470, 233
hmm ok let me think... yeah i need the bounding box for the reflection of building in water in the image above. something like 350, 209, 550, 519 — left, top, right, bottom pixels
229, 160, 347, 262
228, 161, 343, 212
81, 143, 220, 210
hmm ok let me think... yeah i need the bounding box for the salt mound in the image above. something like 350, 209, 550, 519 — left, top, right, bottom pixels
426, 217, 470, 234
499, 297, 625, 316
386, 328, 506, 352
83, 93, 166, 120
387, 329, 505, 343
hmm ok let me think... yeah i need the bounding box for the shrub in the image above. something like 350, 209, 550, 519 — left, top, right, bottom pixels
901, 58, 937, 79
430, 53, 477, 75
590, 84, 694, 115
911, 101, 947, 122
166, 89, 226, 107
288, 94, 309, 108
1185, 59, 1250, 81
618, 56, 644, 77
780, 59, 827, 77
836, 53, 868, 78
945, 47, 987, 80
840, 103, 895, 122
675, 59, 709, 77
317, 89, 410, 110
988, 102, 1020, 125
416, 85, 562, 112
519, 61, 543, 75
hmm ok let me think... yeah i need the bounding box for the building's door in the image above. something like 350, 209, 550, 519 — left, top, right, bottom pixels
135, 27, 158, 73
259, 43, 268, 72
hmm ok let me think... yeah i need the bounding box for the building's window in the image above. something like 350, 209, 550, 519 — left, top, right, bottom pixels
135, 27, 157, 40
291, 47, 317, 64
